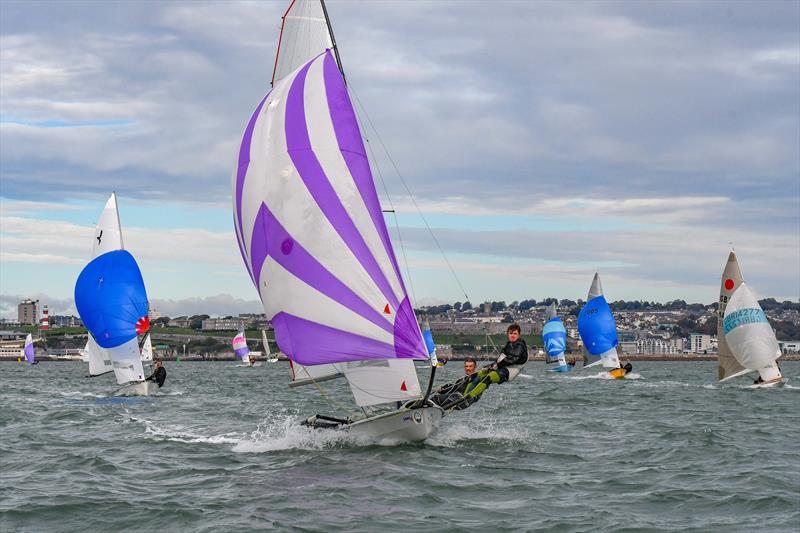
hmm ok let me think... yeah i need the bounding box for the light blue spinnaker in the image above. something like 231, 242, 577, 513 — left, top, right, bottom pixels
542, 304, 570, 372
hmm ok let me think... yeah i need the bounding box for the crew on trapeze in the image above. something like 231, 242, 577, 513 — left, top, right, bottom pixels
437, 324, 528, 410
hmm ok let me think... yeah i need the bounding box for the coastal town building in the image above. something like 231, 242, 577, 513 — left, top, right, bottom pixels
201, 317, 247, 331
689, 333, 713, 354
778, 341, 800, 354
17, 299, 38, 325
49, 315, 83, 328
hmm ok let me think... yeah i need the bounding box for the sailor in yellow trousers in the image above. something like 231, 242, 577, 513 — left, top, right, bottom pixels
464, 323, 529, 401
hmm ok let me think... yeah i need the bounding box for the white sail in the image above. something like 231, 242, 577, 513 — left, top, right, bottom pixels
272, 0, 336, 86
717, 251, 748, 380
262, 329, 278, 362
84, 336, 113, 376
92, 192, 124, 259
140, 333, 153, 362
583, 346, 620, 369
723, 283, 782, 382
343, 360, 421, 407
289, 360, 347, 387
108, 337, 147, 385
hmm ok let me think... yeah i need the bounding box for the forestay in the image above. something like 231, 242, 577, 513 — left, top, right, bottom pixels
723, 282, 782, 381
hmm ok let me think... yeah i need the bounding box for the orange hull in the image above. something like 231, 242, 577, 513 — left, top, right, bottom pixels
608, 368, 626, 379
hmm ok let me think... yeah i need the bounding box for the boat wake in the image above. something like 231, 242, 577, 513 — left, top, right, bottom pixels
232, 415, 370, 452
425, 416, 535, 449
130, 415, 242, 445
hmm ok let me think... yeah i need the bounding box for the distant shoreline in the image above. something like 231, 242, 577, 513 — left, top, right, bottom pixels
3, 354, 798, 362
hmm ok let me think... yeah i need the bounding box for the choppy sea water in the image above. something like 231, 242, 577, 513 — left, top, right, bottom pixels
1, 361, 798, 532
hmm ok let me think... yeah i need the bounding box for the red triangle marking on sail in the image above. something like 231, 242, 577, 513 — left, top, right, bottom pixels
400, 381, 407, 391
383, 304, 391, 314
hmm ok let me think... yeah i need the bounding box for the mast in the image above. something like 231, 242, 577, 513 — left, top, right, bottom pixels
113, 191, 124, 250
319, 0, 345, 84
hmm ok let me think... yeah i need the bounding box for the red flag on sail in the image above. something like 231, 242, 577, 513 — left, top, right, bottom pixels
383, 304, 391, 314
400, 381, 407, 391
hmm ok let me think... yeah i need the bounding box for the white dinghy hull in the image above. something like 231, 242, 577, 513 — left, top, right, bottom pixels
306, 405, 444, 443
113, 381, 159, 397
747, 378, 788, 390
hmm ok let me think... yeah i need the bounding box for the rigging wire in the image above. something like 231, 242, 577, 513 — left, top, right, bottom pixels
353, 103, 419, 307
346, 84, 471, 304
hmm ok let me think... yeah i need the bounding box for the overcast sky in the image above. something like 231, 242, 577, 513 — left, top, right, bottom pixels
1, 0, 798, 318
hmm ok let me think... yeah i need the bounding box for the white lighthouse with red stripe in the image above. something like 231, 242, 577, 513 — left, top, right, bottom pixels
41, 304, 49, 331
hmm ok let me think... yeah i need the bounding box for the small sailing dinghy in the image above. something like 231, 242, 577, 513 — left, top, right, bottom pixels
233, 331, 257, 366
232, 0, 442, 442
543, 304, 571, 372
262, 329, 279, 363
578, 273, 630, 379
717, 251, 786, 388
74, 193, 157, 396
22, 334, 37, 365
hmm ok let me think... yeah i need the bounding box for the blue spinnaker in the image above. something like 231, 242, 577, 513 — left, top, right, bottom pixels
422, 321, 436, 356
74, 250, 149, 349
543, 317, 567, 363
578, 295, 618, 356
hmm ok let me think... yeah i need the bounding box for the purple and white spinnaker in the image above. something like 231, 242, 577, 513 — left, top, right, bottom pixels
232, 332, 250, 363
23, 334, 35, 364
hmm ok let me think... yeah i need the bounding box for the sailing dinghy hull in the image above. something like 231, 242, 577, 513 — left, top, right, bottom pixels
306, 406, 444, 443
747, 378, 788, 389
608, 368, 627, 379
113, 381, 158, 397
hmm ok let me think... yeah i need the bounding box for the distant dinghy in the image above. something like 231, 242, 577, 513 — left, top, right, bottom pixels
232, 331, 255, 366
578, 273, 629, 379
74, 193, 157, 396
718, 251, 785, 388
262, 329, 278, 363
22, 334, 37, 365
232, 0, 442, 442
543, 304, 571, 372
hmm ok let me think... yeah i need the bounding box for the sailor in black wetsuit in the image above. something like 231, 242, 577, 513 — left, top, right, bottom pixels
146, 359, 167, 388
463, 323, 528, 401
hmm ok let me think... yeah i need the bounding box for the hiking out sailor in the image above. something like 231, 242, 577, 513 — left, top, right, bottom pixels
621, 361, 633, 375
463, 323, 528, 401
463, 357, 477, 376
428, 358, 480, 408
146, 359, 167, 388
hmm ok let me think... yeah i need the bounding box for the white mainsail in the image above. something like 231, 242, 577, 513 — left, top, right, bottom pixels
140, 333, 153, 362
262, 329, 278, 363
84, 335, 113, 376
717, 251, 749, 381
92, 192, 124, 259
723, 282, 783, 383
272, 0, 337, 86
342, 360, 422, 407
